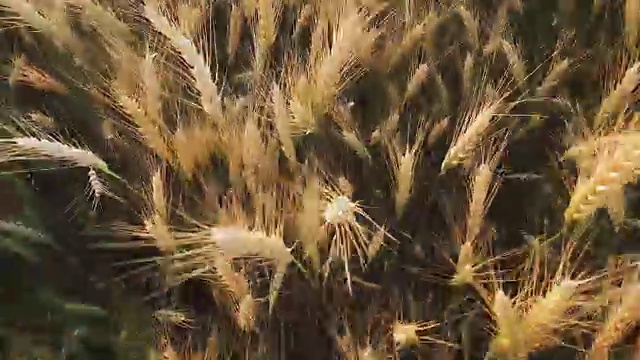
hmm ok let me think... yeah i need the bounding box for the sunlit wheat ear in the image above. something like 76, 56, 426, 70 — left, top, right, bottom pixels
227, 2, 244, 65
106, 82, 173, 162
383, 118, 429, 219
235, 294, 258, 332
85, 168, 121, 211
150, 167, 168, 221
143, 1, 223, 122
288, 4, 381, 135
154, 308, 194, 329
0, 0, 83, 58
391, 320, 440, 350
140, 49, 165, 126
182, 189, 294, 312
271, 83, 297, 163
625, 0, 640, 53
465, 137, 506, 245
564, 132, 640, 224
9, 55, 68, 94
427, 117, 450, 147
370, 111, 400, 145
0, 135, 119, 177
604, 186, 626, 229
172, 122, 220, 178
0, 0, 50, 32
210, 251, 250, 302
451, 241, 476, 286
536, 58, 571, 97
206, 226, 293, 269
403, 63, 430, 103
387, 11, 439, 70
500, 37, 527, 88
334, 103, 371, 162
488, 289, 526, 360
441, 92, 504, 173
293, 171, 325, 271
564, 131, 624, 177
67, 0, 133, 40
453, 5, 480, 50
366, 225, 387, 261
519, 242, 600, 355
596, 62, 640, 128
587, 281, 640, 360
251, 0, 282, 74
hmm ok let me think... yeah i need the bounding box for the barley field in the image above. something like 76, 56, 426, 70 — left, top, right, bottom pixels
0, 0, 640, 359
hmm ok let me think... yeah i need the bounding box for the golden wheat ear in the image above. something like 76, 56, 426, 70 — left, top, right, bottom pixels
143, 0, 224, 122
564, 131, 640, 224
587, 282, 640, 360
383, 117, 429, 219
0, 133, 121, 179
440, 86, 505, 174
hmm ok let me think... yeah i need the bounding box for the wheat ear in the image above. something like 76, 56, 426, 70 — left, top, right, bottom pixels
488, 289, 526, 360
564, 132, 640, 223
536, 58, 571, 97
441, 99, 503, 173
385, 118, 429, 218
625, 0, 640, 53
143, 1, 223, 122
0, 136, 118, 177
587, 283, 640, 360
596, 62, 640, 127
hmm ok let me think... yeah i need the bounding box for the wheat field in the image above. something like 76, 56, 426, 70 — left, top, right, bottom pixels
0, 0, 640, 359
